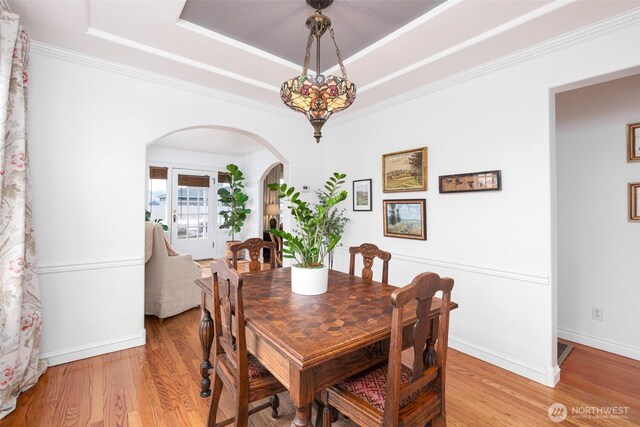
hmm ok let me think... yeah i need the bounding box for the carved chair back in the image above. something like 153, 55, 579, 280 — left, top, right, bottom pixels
382, 272, 454, 425
211, 258, 247, 387
208, 258, 284, 426
230, 238, 276, 272
348, 243, 391, 284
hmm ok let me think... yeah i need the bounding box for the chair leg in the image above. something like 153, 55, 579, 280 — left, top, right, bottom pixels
321, 391, 334, 427
235, 394, 249, 427
313, 392, 324, 427
431, 413, 446, 427
270, 394, 280, 419
322, 404, 333, 427
207, 373, 223, 427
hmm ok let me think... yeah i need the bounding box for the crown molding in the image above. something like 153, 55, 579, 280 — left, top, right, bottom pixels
29, 6, 640, 125
333, 7, 640, 125
85, 27, 280, 93
30, 41, 297, 120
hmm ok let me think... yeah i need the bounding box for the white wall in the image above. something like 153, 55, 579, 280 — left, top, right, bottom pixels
556, 74, 640, 360
28, 48, 322, 365
322, 19, 640, 385
27, 13, 640, 382
147, 146, 243, 170
240, 149, 283, 240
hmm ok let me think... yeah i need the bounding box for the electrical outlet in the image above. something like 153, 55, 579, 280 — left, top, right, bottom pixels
592, 306, 603, 321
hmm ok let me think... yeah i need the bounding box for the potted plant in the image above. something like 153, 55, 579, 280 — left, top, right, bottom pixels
314, 189, 350, 269
268, 172, 348, 295
145, 210, 168, 231
218, 164, 251, 259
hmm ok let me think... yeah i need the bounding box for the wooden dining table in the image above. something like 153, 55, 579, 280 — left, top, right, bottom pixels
195, 267, 457, 427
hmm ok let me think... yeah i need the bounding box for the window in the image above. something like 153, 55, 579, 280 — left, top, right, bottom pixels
176, 174, 210, 240
148, 166, 168, 224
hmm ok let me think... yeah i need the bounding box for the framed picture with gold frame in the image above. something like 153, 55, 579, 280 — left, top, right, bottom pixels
628, 122, 640, 162
383, 199, 426, 240
382, 147, 427, 192
629, 183, 640, 222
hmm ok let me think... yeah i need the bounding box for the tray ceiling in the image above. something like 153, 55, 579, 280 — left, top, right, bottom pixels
10, 0, 640, 118
180, 0, 445, 72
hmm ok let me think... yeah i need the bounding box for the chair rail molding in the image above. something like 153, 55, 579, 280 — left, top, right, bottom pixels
37, 257, 143, 275
335, 246, 549, 286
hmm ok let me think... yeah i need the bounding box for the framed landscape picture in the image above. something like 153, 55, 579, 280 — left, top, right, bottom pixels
439, 170, 502, 193
382, 147, 428, 192
353, 179, 372, 211
629, 183, 640, 221
383, 199, 426, 240
628, 122, 640, 162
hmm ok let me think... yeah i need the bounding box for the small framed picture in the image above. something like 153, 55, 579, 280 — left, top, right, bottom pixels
382, 147, 428, 193
627, 122, 640, 162
629, 183, 640, 221
383, 199, 426, 240
439, 170, 502, 193
353, 179, 372, 211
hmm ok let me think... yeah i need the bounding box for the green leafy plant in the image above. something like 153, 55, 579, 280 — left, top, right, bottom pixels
145, 210, 168, 231
218, 164, 251, 241
268, 172, 348, 268
314, 189, 350, 269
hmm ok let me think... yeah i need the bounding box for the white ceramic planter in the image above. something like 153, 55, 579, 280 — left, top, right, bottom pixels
291, 264, 328, 295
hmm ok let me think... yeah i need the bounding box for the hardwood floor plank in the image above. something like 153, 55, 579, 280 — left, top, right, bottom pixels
1, 307, 638, 426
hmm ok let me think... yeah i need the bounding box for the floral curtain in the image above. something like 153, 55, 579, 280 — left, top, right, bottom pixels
0, 7, 46, 419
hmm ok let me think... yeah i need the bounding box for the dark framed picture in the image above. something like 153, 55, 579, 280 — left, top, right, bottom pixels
629, 183, 640, 221
439, 170, 502, 193
627, 122, 640, 162
383, 199, 426, 240
353, 179, 372, 211
382, 147, 428, 193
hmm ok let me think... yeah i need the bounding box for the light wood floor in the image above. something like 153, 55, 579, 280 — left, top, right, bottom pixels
2, 269, 638, 426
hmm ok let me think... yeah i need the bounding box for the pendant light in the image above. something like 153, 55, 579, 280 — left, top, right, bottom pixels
280, 0, 356, 143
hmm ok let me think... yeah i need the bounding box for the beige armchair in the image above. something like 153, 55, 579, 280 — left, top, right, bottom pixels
145, 222, 201, 321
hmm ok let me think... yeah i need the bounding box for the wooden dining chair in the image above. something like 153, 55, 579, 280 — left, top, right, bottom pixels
321, 272, 454, 427
230, 238, 276, 272
207, 259, 287, 427
268, 233, 283, 268
348, 243, 392, 284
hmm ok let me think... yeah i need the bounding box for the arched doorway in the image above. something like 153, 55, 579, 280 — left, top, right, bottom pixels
145, 125, 287, 260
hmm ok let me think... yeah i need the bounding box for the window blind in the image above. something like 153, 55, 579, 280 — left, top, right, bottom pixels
178, 174, 210, 187
149, 166, 168, 180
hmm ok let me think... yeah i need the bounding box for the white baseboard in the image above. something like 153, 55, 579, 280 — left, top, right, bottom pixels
558, 328, 640, 361
450, 335, 558, 387
41, 329, 146, 366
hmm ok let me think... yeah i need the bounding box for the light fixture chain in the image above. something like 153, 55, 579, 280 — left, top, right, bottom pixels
329, 27, 347, 80
302, 26, 315, 76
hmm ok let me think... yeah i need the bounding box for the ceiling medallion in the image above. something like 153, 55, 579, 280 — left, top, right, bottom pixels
280, 0, 356, 143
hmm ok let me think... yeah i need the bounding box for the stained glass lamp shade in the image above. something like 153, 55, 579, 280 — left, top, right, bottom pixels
281, 3, 356, 143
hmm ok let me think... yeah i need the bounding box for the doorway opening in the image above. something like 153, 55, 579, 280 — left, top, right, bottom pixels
145, 125, 287, 261
552, 71, 640, 370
